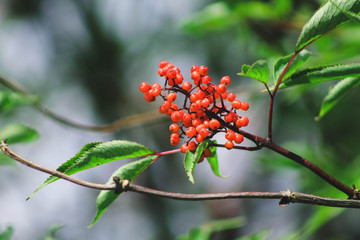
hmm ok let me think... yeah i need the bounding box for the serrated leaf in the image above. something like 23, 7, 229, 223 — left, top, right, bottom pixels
278, 63, 360, 89
28, 140, 154, 199
0, 124, 39, 144
238, 60, 269, 84
273, 50, 312, 82
317, 77, 360, 120
330, 0, 360, 23
184, 140, 210, 184
89, 155, 158, 227
296, 0, 360, 51
0, 90, 38, 112
206, 140, 226, 178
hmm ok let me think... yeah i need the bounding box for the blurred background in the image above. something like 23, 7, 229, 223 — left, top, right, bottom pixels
1, 0, 360, 239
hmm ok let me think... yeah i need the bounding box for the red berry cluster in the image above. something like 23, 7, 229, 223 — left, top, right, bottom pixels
139, 60, 249, 153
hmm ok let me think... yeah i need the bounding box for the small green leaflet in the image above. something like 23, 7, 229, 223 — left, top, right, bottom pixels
273, 50, 312, 83
89, 155, 158, 227
317, 77, 360, 120
278, 63, 360, 89
296, 0, 360, 51
330, 0, 360, 23
0, 124, 39, 144
184, 140, 210, 184
206, 140, 226, 178
28, 140, 154, 199
238, 60, 269, 85
0, 90, 37, 113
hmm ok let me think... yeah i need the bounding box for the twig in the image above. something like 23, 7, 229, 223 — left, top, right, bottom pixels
1, 140, 360, 208
0, 74, 165, 132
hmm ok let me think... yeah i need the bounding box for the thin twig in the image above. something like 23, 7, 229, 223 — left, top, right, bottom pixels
1, 140, 360, 208
0, 74, 165, 132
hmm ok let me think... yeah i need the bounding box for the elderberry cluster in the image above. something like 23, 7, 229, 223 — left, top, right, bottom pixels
139, 61, 249, 153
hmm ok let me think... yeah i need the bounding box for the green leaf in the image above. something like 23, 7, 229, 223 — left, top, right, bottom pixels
330, 0, 360, 23
317, 77, 360, 120
206, 140, 226, 178
0, 226, 13, 240
28, 140, 154, 199
238, 60, 269, 84
0, 90, 37, 112
278, 63, 360, 89
184, 140, 210, 184
296, 0, 360, 51
0, 124, 39, 144
273, 50, 312, 82
176, 216, 246, 240
89, 155, 158, 227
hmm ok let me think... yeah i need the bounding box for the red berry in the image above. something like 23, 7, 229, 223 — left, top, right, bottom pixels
169, 123, 180, 133
220, 76, 231, 85
191, 65, 200, 73
199, 65, 209, 76
202, 75, 212, 85
180, 144, 189, 153
225, 140, 234, 150
167, 92, 177, 103
195, 133, 204, 143
159, 60, 169, 68
139, 82, 151, 93
240, 102, 249, 111
170, 136, 180, 146
216, 84, 227, 94
191, 71, 201, 83
186, 127, 197, 137
225, 129, 235, 141
188, 141, 197, 151
209, 119, 221, 130
198, 127, 209, 138
144, 92, 156, 102
201, 98, 210, 108
182, 81, 192, 91
227, 93, 236, 102
234, 134, 244, 144
231, 99, 241, 109
238, 116, 249, 127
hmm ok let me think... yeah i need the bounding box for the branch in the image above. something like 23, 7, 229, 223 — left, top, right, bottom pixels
0, 74, 165, 132
1, 140, 360, 208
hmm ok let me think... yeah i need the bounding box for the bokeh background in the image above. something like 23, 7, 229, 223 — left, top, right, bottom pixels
1, 0, 360, 239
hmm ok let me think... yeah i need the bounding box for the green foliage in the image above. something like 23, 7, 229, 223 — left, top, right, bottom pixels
317, 77, 360, 119
0, 124, 39, 165
89, 155, 158, 227
238, 60, 269, 85
28, 140, 154, 199
176, 216, 246, 240
0, 226, 13, 240
278, 63, 360, 89
206, 140, 226, 178
296, 0, 360, 51
184, 140, 211, 184
0, 123, 38, 144
0, 90, 37, 113
273, 50, 312, 83
329, 0, 360, 23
